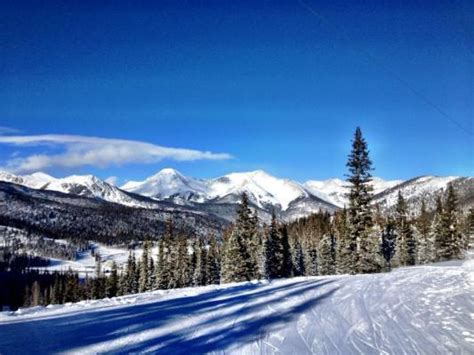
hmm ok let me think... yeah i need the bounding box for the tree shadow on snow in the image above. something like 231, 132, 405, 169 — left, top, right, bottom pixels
0, 279, 338, 354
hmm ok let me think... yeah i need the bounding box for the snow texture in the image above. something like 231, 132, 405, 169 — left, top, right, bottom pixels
1, 256, 473, 354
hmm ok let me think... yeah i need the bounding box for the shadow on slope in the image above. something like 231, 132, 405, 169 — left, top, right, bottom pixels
0, 279, 338, 354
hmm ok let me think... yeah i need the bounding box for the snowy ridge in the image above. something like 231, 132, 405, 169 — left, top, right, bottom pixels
0, 171, 155, 209
1, 169, 469, 218
122, 168, 208, 202
0, 171, 55, 190
123, 169, 310, 210
207, 170, 310, 210
1, 258, 473, 353
304, 177, 403, 207
373, 175, 462, 212
123, 169, 408, 211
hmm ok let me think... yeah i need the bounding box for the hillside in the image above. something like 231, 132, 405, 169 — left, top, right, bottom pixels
0, 181, 226, 244
1, 256, 472, 354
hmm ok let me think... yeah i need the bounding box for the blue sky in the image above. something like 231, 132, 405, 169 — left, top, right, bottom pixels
1, 0, 472, 184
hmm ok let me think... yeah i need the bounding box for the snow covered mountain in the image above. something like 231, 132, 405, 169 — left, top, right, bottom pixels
122, 169, 338, 216
304, 177, 404, 207
122, 169, 407, 212
122, 168, 209, 202
0, 171, 56, 190
373, 175, 474, 213
0, 172, 155, 209
2, 169, 472, 221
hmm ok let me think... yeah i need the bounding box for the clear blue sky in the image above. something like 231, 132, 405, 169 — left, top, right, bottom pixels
1, 0, 472, 184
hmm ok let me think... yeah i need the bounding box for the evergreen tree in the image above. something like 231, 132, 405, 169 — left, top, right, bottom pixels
278, 224, 293, 278
431, 196, 444, 262
291, 239, 305, 277
185, 239, 197, 287
466, 208, 474, 250
263, 211, 280, 279
106, 261, 119, 298
206, 234, 221, 285
157, 219, 174, 289
318, 234, 335, 275
64, 269, 79, 302
51, 274, 62, 304
380, 217, 396, 271
174, 234, 189, 288
236, 193, 260, 279
345, 127, 375, 273
394, 192, 416, 266
334, 208, 352, 274
193, 238, 208, 286
92, 257, 105, 299
221, 193, 256, 283
221, 227, 251, 283
118, 271, 127, 296
139, 241, 151, 293
415, 200, 431, 264
147, 257, 156, 291
439, 186, 464, 260
125, 251, 138, 294
303, 235, 319, 276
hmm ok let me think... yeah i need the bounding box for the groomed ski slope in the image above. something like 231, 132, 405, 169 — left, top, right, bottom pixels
1, 257, 473, 354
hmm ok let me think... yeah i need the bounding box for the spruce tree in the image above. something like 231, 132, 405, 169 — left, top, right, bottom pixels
173, 234, 188, 289
64, 269, 79, 302
51, 274, 62, 304
303, 235, 319, 276
334, 208, 352, 274
206, 234, 221, 285
106, 261, 119, 298
139, 241, 151, 293
415, 199, 431, 264
124, 251, 138, 294
439, 186, 464, 260
394, 191, 416, 266
157, 219, 174, 289
467, 208, 474, 250
278, 224, 293, 278
263, 211, 280, 279
193, 238, 208, 286
317, 234, 335, 275
432, 196, 444, 262
185, 239, 197, 287
291, 240, 305, 277
380, 217, 396, 271
221, 227, 250, 283
345, 127, 375, 273
221, 193, 256, 283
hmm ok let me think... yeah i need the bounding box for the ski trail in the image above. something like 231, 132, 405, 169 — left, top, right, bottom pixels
0, 261, 473, 354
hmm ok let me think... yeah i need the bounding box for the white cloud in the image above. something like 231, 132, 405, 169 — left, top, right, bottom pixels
0, 134, 232, 173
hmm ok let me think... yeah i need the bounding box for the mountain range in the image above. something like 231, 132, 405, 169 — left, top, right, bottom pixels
1, 169, 472, 223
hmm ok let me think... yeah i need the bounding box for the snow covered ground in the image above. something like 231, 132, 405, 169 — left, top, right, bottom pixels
38, 243, 152, 277
1, 257, 473, 354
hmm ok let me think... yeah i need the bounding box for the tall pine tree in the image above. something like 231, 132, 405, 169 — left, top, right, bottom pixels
345, 127, 378, 273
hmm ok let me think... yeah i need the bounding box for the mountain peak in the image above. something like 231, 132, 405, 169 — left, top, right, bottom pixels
148, 168, 184, 180
28, 172, 55, 180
